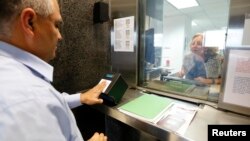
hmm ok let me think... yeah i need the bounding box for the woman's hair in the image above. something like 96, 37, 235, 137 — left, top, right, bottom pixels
192, 33, 203, 41
0, 0, 54, 37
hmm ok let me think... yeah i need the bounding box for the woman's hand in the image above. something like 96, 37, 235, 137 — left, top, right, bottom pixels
195, 77, 221, 85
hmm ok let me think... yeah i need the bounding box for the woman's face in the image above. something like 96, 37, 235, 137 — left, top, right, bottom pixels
190, 35, 203, 56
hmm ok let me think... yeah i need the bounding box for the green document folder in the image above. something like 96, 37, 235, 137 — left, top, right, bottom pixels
118, 94, 173, 123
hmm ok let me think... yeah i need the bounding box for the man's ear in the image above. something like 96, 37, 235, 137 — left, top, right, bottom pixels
20, 8, 37, 36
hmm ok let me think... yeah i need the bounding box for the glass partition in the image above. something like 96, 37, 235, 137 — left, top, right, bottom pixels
139, 0, 230, 103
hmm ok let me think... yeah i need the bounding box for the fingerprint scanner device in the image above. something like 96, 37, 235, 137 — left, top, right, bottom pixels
99, 73, 128, 106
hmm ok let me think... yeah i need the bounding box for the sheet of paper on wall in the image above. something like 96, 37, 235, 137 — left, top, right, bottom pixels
156, 103, 198, 135
222, 49, 250, 108
114, 16, 134, 52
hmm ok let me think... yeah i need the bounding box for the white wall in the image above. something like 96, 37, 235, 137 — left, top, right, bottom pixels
162, 15, 189, 73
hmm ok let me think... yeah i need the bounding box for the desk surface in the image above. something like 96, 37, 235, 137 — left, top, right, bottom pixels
146, 80, 221, 103
93, 88, 250, 141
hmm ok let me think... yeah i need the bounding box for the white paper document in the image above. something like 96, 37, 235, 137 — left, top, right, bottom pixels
114, 16, 134, 52
156, 103, 198, 135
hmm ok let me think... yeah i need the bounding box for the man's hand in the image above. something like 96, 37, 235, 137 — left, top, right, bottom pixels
88, 132, 107, 141
80, 81, 106, 105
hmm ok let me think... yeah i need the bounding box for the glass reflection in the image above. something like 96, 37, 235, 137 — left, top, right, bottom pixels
140, 0, 230, 102
176, 33, 223, 85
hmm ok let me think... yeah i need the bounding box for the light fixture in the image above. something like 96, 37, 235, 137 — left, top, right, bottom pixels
167, 0, 199, 9
192, 21, 197, 26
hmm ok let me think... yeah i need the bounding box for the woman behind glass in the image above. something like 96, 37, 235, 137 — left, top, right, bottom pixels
178, 33, 222, 85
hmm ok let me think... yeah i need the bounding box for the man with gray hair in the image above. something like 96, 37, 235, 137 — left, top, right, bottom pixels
0, 0, 107, 140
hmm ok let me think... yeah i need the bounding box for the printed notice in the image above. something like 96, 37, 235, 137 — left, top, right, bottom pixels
223, 49, 250, 107
114, 16, 134, 52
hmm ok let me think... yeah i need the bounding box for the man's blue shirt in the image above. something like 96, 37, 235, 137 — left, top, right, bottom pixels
0, 41, 83, 141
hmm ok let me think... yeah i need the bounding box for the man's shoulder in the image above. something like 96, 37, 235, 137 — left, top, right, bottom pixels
0, 56, 28, 78
0, 55, 42, 88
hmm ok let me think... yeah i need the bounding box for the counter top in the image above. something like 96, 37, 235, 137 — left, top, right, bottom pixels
93, 88, 250, 141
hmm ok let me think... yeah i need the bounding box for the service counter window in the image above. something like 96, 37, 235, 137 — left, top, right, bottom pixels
138, 0, 230, 103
